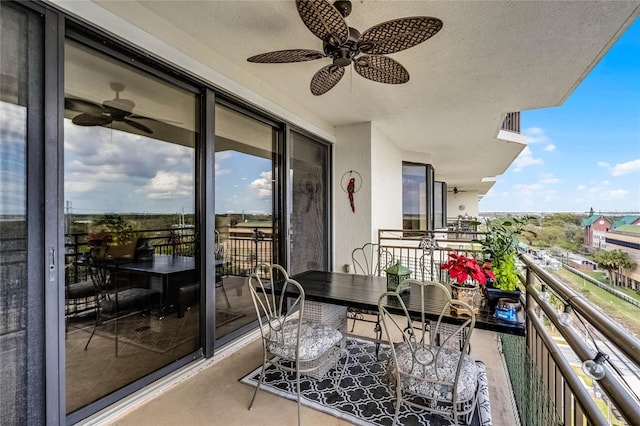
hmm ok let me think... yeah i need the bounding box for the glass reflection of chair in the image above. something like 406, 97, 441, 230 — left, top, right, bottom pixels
83, 248, 161, 355
378, 279, 480, 425
214, 230, 230, 308
248, 264, 349, 426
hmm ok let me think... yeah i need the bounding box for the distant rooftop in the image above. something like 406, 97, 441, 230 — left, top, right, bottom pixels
611, 224, 640, 235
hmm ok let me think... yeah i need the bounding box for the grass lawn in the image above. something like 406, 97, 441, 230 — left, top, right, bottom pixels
550, 269, 640, 337
582, 271, 640, 303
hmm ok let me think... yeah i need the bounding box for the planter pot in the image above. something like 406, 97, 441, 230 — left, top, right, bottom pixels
450, 283, 480, 316
484, 287, 521, 309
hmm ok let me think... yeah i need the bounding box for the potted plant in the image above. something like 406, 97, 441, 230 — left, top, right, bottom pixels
440, 252, 495, 315
88, 215, 138, 260
473, 216, 536, 307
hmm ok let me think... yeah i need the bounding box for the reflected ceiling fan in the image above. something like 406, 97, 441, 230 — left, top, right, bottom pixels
247, 0, 443, 95
65, 83, 156, 134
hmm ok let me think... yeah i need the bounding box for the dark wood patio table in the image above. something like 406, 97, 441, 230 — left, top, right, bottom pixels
289, 270, 525, 336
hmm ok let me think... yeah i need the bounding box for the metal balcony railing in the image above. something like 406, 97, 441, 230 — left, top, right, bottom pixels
502, 111, 521, 133
377, 229, 640, 425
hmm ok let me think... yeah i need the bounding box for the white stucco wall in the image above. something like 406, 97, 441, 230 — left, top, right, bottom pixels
333, 123, 373, 272
447, 192, 479, 218
371, 125, 403, 237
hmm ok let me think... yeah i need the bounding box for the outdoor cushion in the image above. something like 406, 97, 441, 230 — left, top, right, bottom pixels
390, 342, 478, 402
266, 319, 343, 361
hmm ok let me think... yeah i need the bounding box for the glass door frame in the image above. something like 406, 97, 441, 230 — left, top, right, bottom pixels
63, 20, 208, 425
211, 96, 286, 350
284, 125, 333, 273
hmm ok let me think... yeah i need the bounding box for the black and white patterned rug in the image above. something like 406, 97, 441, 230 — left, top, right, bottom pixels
240, 338, 492, 426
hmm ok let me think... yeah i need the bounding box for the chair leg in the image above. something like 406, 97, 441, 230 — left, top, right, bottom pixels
84, 306, 100, 351
248, 351, 267, 410
217, 279, 231, 308
374, 315, 382, 360
84, 319, 98, 351
393, 382, 402, 426
334, 346, 350, 393
296, 366, 301, 426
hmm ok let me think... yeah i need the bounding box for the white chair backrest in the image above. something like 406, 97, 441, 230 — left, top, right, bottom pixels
378, 279, 475, 382
352, 243, 394, 276
248, 264, 305, 351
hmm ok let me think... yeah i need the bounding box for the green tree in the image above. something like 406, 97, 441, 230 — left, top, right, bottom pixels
593, 249, 638, 285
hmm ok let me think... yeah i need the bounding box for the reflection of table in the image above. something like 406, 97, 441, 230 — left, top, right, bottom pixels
116, 255, 224, 315
116, 255, 196, 315
287, 270, 525, 336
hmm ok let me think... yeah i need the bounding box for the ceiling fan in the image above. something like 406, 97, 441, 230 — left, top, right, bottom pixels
65, 83, 156, 134
247, 0, 443, 95
449, 187, 469, 195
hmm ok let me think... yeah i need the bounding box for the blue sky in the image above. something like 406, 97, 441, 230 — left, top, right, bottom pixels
480, 19, 640, 213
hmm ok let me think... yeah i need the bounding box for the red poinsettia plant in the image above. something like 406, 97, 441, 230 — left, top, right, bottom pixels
440, 253, 496, 286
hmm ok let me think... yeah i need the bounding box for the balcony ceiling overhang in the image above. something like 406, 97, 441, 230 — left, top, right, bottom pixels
62, 1, 639, 195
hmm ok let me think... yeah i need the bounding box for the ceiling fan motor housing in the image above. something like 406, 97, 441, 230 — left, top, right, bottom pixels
324, 27, 361, 67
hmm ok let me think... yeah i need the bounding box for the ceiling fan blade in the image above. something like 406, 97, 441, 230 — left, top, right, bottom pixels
71, 113, 112, 127
124, 118, 154, 134
247, 49, 325, 63
129, 114, 183, 125
310, 64, 345, 95
358, 17, 443, 55
65, 97, 104, 115
354, 55, 409, 84
296, 0, 349, 46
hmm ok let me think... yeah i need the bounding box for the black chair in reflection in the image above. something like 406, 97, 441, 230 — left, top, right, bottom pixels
214, 230, 230, 308
84, 248, 161, 355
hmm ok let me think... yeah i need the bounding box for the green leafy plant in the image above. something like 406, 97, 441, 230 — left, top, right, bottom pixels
473, 216, 536, 291
93, 214, 135, 246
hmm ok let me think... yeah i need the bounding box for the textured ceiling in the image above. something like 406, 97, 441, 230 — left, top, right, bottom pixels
72, 0, 639, 193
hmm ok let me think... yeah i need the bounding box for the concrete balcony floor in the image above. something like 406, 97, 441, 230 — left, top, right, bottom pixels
99, 316, 518, 426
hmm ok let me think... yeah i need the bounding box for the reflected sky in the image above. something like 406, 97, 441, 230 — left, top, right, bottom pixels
0, 102, 26, 216
1, 102, 275, 216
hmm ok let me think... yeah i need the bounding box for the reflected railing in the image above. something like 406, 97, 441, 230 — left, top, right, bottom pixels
64, 225, 273, 282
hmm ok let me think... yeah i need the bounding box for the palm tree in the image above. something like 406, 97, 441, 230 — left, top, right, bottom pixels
593, 249, 637, 285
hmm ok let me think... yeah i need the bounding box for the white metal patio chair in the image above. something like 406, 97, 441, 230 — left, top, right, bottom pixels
378, 279, 480, 425
348, 242, 394, 331
247, 263, 349, 426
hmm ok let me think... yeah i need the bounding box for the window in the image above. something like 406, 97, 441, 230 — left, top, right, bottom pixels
434, 181, 447, 229
402, 162, 434, 230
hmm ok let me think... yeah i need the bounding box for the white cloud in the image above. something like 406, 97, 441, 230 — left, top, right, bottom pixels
609, 189, 629, 198
512, 146, 543, 171
597, 161, 610, 168
523, 127, 550, 144
138, 170, 193, 199
612, 159, 640, 176
540, 175, 561, 184
251, 170, 273, 198
576, 185, 587, 191
543, 144, 556, 152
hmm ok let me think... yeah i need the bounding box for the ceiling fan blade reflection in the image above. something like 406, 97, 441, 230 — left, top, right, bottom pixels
358, 17, 443, 55
124, 118, 154, 134
296, 0, 349, 46
310, 65, 345, 95
65, 97, 104, 115
354, 55, 409, 84
71, 113, 112, 127
247, 49, 325, 63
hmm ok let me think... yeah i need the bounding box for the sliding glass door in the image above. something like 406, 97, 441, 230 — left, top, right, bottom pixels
212, 103, 281, 344
0, 3, 46, 423
289, 131, 330, 275
63, 39, 200, 415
